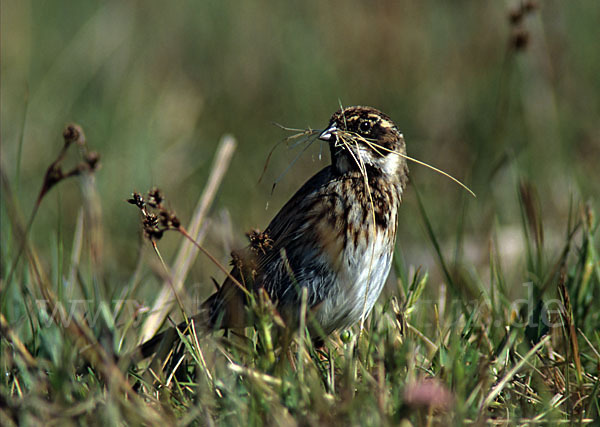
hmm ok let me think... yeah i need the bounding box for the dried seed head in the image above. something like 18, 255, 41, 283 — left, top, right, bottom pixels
507, 1, 536, 52
129, 187, 183, 243
144, 213, 159, 229
36, 124, 98, 205
143, 213, 163, 240
523, 0, 538, 13
147, 188, 163, 208
246, 229, 273, 254
63, 124, 85, 147
128, 192, 145, 209
84, 151, 101, 171
508, 8, 523, 25
509, 0, 537, 25
157, 209, 180, 229
511, 28, 529, 51
159, 211, 171, 227
170, 214, 180, 228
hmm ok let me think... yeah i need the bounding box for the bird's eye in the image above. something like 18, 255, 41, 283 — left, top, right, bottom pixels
359, 120, 372, 134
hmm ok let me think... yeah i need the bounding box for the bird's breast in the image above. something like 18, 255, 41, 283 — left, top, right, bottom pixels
309, 174, 401, 332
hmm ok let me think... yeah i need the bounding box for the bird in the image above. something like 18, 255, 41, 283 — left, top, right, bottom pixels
140, 105, 408, 358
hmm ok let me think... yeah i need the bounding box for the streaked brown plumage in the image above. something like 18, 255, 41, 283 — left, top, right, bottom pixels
141, 106, 408, 357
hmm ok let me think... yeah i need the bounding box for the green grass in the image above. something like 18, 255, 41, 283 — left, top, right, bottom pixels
1, 129, 598, 424
2, 1, 600, 425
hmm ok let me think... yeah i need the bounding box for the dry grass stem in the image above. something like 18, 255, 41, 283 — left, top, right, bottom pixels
141, 135, 236, 342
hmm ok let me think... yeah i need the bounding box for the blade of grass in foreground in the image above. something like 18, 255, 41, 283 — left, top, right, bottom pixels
479, 335, 550, 413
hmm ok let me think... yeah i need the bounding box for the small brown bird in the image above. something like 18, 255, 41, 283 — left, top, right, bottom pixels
141, 106, 408, 356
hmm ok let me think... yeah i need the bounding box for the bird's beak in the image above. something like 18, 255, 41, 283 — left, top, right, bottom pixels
319, 124, 337, 142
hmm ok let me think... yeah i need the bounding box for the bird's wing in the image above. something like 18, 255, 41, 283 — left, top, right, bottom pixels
255, 167, 341, 305
204, 166, 338, 328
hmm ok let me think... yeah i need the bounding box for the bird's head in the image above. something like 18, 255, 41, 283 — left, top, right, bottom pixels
319, 106, 407, 177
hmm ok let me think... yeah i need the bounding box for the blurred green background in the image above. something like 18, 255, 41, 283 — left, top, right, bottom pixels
2, 1, 599, 302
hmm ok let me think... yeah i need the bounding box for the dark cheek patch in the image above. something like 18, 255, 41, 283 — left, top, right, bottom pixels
377, 129, 401, 151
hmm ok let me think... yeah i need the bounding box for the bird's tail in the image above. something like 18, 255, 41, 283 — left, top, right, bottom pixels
135, 310, 210, 363
133, 268, 248, 364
